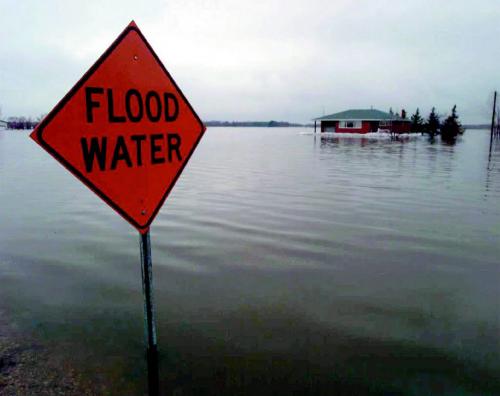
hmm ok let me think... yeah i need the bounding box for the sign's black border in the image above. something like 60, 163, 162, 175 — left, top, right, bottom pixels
32, 22, 206, 232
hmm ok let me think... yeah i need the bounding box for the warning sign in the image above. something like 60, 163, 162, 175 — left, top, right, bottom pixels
31, 21, 206, 233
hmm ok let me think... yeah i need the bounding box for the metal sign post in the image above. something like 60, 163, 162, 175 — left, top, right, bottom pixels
139, 231, 159, 395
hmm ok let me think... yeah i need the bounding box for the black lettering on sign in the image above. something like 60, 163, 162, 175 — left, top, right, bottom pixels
85, 87, 179, 123
107, 89, 126, 123
125, 89, 143, 122
167, 133, 182, 162
131, 135, 147, 166
110, 136, 133, 170
150, 134, 165, 164
164, 93, 179, 121
80, 133, 183, 172
145, 91, 162, 122
81, 137, 107, 172
85, 87, 104, 123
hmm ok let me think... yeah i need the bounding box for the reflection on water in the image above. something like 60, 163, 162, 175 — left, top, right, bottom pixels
487, 137, 500, 195
0, 128, 499, 395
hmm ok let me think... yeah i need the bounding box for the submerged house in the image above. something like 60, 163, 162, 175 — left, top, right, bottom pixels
314, 109, 411, 134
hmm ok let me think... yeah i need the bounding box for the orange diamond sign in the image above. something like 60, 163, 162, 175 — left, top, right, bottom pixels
31, 21, 206, 233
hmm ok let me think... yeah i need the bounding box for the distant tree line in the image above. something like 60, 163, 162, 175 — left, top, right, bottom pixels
407, 105, 464, 141
5, 116, 40, 130
204, 120, 303, 127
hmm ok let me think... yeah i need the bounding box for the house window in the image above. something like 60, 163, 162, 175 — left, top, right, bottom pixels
380, 121, 390, 127
339, 121, 361, 129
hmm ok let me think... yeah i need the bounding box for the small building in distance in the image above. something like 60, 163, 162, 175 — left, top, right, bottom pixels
314, 108, 411, 133
0, 120, 7, 129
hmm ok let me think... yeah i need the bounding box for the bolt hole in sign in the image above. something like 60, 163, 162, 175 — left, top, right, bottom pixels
31, 21, 206, 234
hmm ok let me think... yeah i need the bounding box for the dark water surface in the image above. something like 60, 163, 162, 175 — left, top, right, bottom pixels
0, 128, 499, 395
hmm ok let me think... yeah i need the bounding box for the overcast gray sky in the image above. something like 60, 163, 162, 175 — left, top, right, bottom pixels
1, 0, 499, 123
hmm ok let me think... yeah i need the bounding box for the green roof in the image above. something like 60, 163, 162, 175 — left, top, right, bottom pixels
314, 109, 405, 121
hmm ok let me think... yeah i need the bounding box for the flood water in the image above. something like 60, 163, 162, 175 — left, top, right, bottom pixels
0, 128, 499, 395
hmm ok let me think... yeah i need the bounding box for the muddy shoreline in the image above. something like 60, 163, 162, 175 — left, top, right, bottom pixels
0, 310, 98, 396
